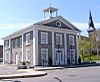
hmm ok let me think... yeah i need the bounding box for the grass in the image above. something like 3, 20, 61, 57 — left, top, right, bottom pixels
80, 55, 100, 61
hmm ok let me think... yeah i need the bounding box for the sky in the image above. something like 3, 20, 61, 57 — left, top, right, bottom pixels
0, 0, 100, 45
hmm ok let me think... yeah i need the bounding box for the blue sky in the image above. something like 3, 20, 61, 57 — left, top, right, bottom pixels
0, 0, 100, 45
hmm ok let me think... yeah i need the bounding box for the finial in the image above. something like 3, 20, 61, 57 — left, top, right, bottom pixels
49, 2, 51, 7
49, 0, 51, 7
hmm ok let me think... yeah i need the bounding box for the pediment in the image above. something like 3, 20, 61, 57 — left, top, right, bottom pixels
43, 20, 72, 30
35, 16, 80, 32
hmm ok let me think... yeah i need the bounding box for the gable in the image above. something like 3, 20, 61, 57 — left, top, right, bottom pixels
34, 16, 81, 32
43, 20, 72, 30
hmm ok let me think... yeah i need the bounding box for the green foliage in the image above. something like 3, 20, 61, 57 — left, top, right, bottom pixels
78, 35, 99, 61
78, 36, 90, 56
80, 55, 100, 61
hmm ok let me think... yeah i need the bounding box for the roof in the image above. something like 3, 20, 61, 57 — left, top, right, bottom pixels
34, 16, 81, 32
2, 16, 81, 40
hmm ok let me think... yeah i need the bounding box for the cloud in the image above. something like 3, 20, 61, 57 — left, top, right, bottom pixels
0, 23, 33, 30
92, 5, 100, 10
0, 22, 33, 45
0, 22, 100, 45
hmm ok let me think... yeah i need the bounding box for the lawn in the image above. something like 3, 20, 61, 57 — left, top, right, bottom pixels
80, 55, 100, 61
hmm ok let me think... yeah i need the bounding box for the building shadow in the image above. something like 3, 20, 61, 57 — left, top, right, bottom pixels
54, 77, 63, 82
1, 79, 21, 82
13, 80, 21, 82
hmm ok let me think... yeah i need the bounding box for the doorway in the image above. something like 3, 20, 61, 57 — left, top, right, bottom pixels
55, 49, 64, 65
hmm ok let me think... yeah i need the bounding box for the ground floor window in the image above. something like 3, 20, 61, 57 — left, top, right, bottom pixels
5, 54, 8, 62
26, 49, 30, 62
41, 48, 48, 65
70, 49, 75, 64
19, 52, 22, 61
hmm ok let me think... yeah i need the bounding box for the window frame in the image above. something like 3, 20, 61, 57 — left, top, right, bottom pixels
15, 38, 18, 48
69, 35, 75, 46
19, 36, 22, 47
41, 32, 48, 44
26, 33, 30, 45
41, 48, 48, 60
26, 49, 30, 62
5, 40, 9, 49
56, 33, 63, 45
19, 52, 22, 61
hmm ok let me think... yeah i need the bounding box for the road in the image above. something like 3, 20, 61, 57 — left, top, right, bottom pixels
1, 66, 100, 82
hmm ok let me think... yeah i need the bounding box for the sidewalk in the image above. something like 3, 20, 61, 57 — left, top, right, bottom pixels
0, 65, 47, 79
34, 63, 100, 71
0, 69, 47, 79
0, 62, 100, 79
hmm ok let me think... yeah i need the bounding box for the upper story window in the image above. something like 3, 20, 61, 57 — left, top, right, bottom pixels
26, 33, 30, 45
56, 33, 63, 45
56, 21, 62, 27
41, 32, 48, 44
69, 35, 75, 46
19, 36, 22, 47
15, 38, 18, 48
4, 40, 9, 49
11, 39, 15, 48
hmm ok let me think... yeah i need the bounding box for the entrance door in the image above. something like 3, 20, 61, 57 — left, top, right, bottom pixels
70, 49, 75, 64
55, 49, 64, 65
15, 53, 19, 65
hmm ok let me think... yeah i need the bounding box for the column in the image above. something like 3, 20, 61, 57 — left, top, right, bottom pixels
9, 38, 11, 64
64, 33, 67, 64
76, 34, 79, 64
22, 34, 24, 62
33, 29, 38, 66
3, 42, 5, 64
52, 32, 55, 65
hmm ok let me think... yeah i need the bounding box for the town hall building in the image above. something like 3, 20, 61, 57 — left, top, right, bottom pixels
2, 7, 80, 66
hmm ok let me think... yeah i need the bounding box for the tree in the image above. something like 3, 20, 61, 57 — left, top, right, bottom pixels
78, 36, 90, 60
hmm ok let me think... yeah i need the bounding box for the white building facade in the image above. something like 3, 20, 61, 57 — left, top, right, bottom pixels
2, 7, 80, 66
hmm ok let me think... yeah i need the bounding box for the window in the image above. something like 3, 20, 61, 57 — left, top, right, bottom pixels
26, 33, 30, 45
26, 49, 30, 61
69, 35, 74, 46
15, 38, 18, 48
56, 34, 62, 45
70, 49, 75, 64
41, 48, 48, 60
4, 40, 9, 49
19, 37, 22, 47
5, 54, 8, 61
19, 52, 22, 61
56, 21, 61, 27
41, 32, 48, 44
11, 39, 15, 48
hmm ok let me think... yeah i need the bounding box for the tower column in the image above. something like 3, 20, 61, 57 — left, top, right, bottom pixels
43, 6, 58, 19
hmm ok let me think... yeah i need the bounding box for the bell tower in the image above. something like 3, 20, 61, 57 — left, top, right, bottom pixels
43, 5, 59, 19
